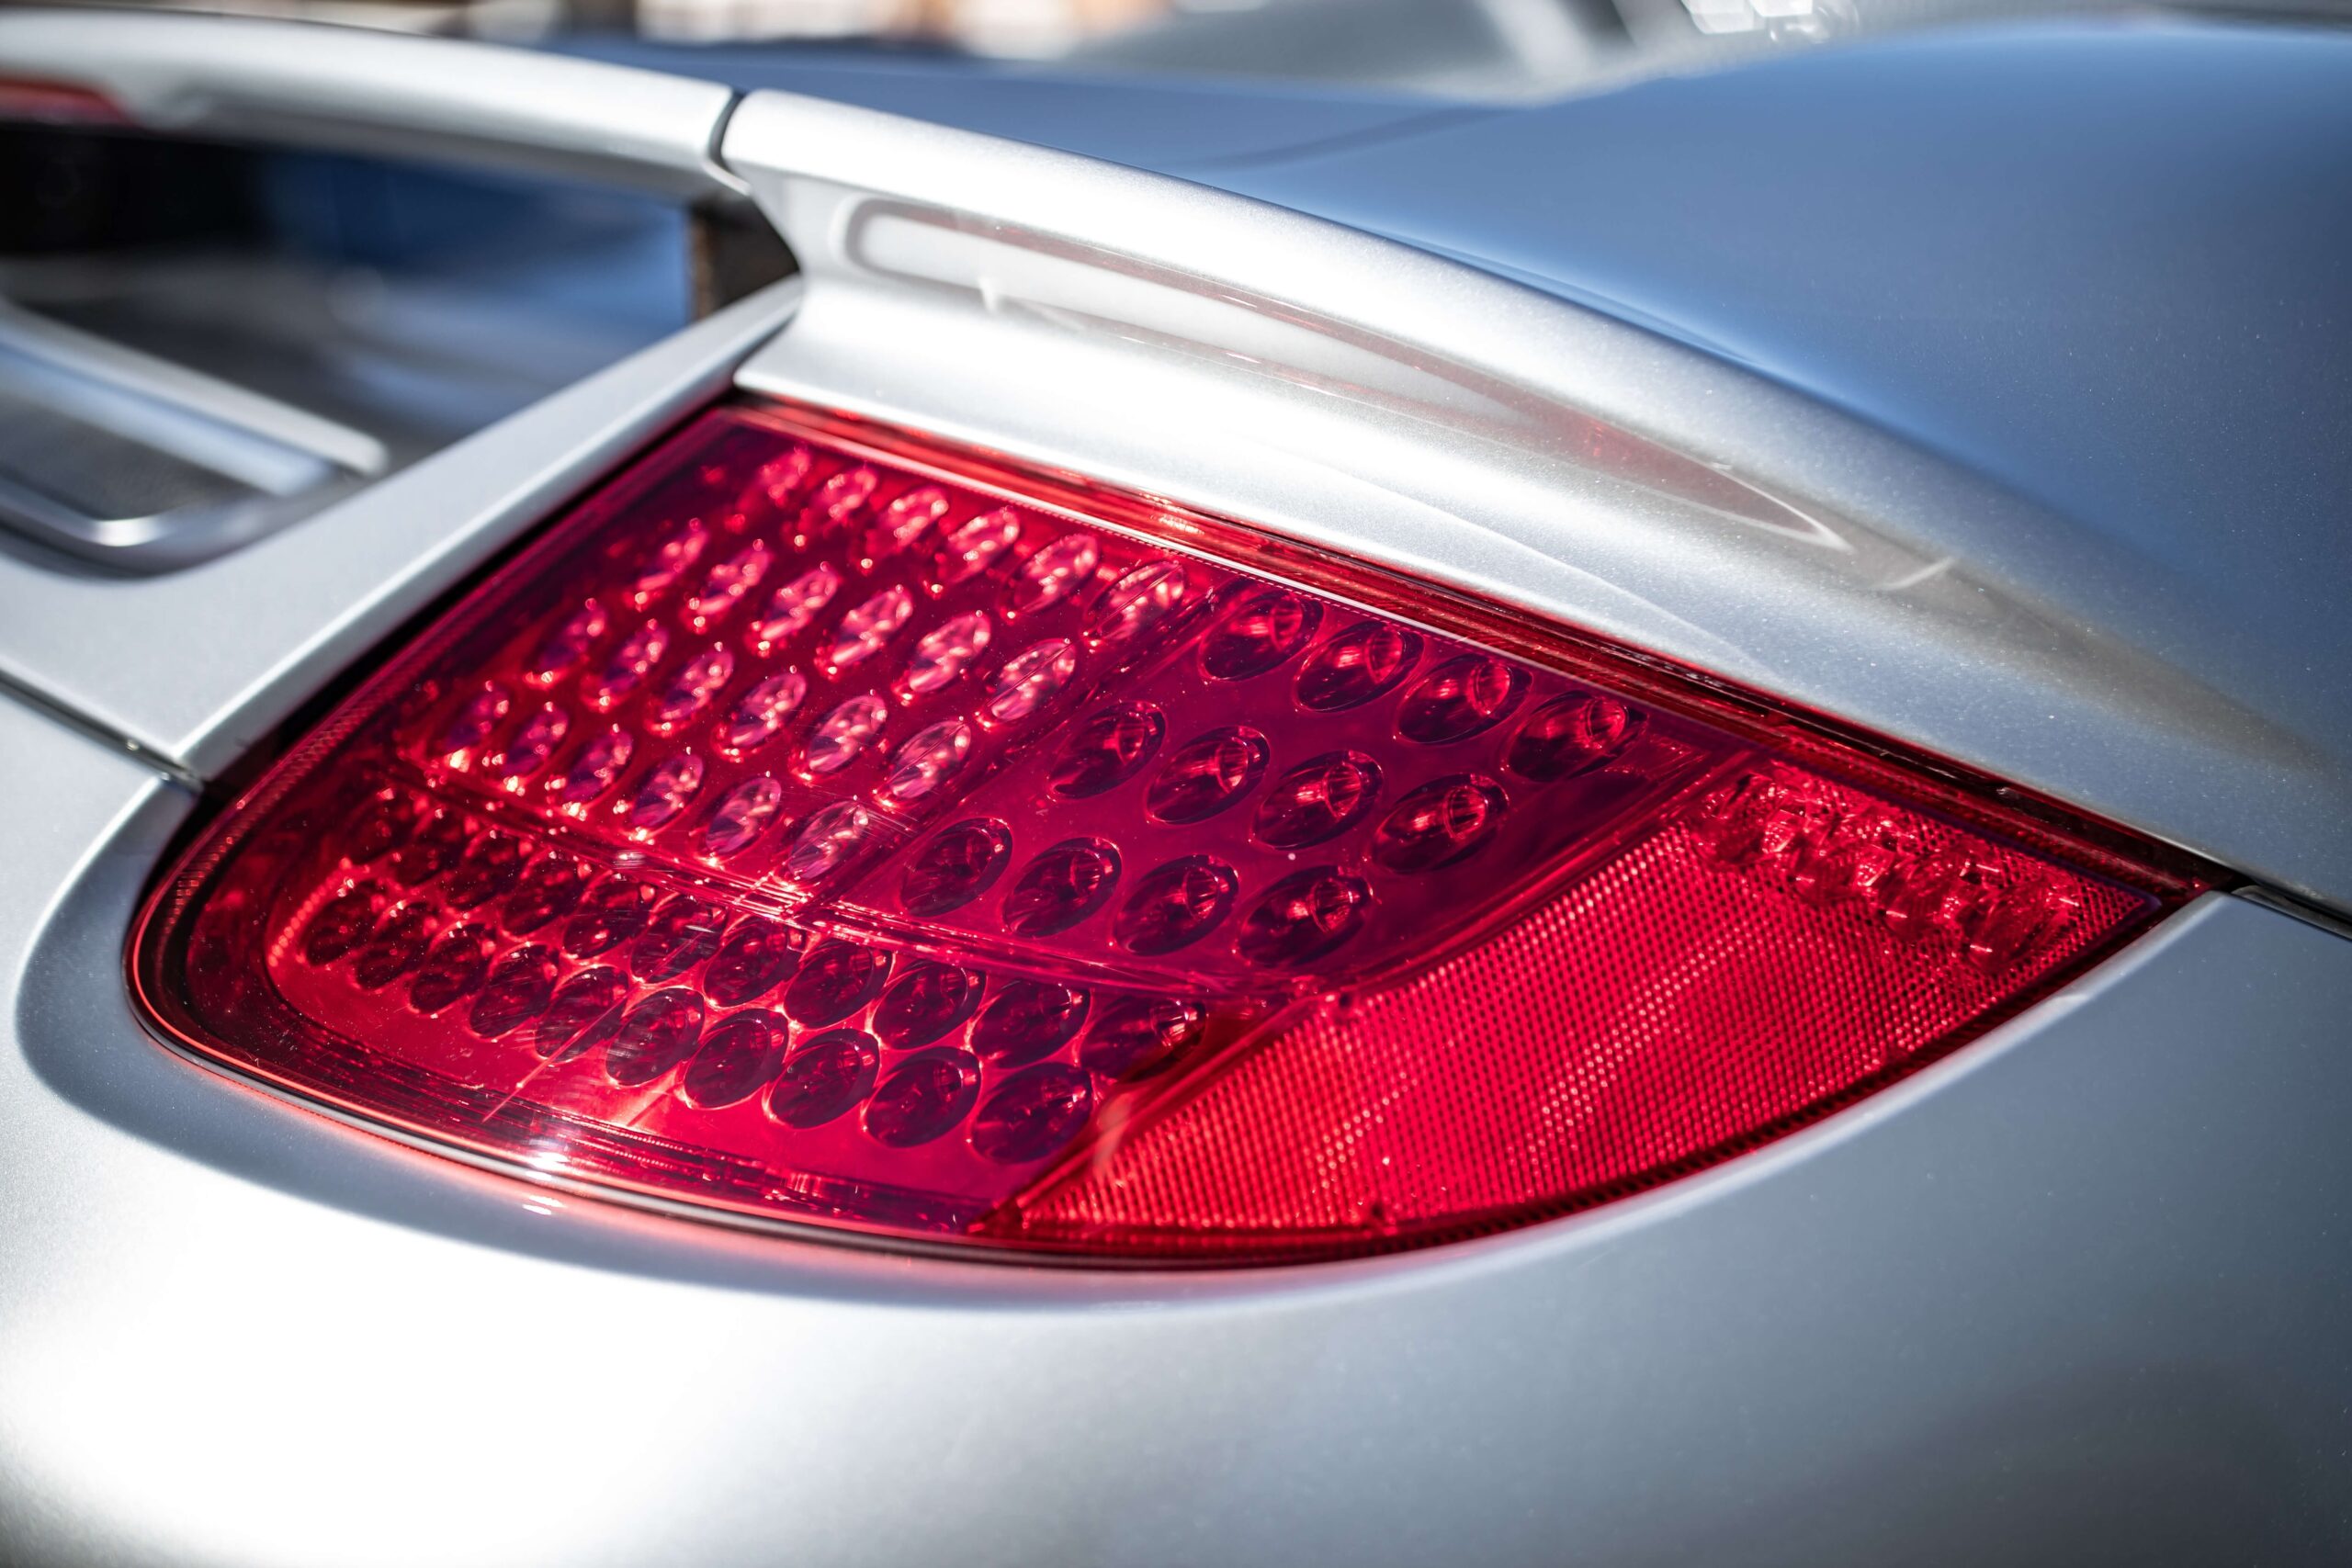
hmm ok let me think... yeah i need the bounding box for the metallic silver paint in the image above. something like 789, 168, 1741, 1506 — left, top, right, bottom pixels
719, 87, 2351, 911
3, 687, 2347, 1562
0, 10, 743, 199
0, 20, 2335, 903
0, 276, 801, 780
0, 24, 2346, 1566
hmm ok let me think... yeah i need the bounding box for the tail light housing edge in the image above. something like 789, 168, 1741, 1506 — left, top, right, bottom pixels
129, 399, 2211, 1265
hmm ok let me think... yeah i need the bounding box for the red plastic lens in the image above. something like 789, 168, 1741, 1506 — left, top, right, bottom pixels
131, 403, 2203, 1263
0, 78, 130, 126
1145, 727, 1269, 824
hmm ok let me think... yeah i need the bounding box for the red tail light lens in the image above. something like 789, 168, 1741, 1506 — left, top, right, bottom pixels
0, 78, 130, 126
130, 403, 2202, 1263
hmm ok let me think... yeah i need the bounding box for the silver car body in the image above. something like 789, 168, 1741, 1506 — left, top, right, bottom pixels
1, 10, 2347, 1562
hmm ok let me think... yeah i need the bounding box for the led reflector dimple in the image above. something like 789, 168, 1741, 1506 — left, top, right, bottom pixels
130, 403, 2199, 1263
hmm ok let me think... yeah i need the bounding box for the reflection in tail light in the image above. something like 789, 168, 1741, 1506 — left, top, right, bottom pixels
130, 403, 2202, 1263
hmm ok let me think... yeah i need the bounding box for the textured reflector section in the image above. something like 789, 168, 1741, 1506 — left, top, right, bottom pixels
1009, 780, 2145, 1250
131, 402, 2196, 1263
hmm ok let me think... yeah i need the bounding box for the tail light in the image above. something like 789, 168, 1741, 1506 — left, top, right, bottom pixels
130, 402, 2203, 1263
0, 78, 128, 125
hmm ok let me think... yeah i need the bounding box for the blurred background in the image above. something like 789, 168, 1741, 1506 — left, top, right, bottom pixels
1, 0, 2344, 100
0, 0, 2111, 101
